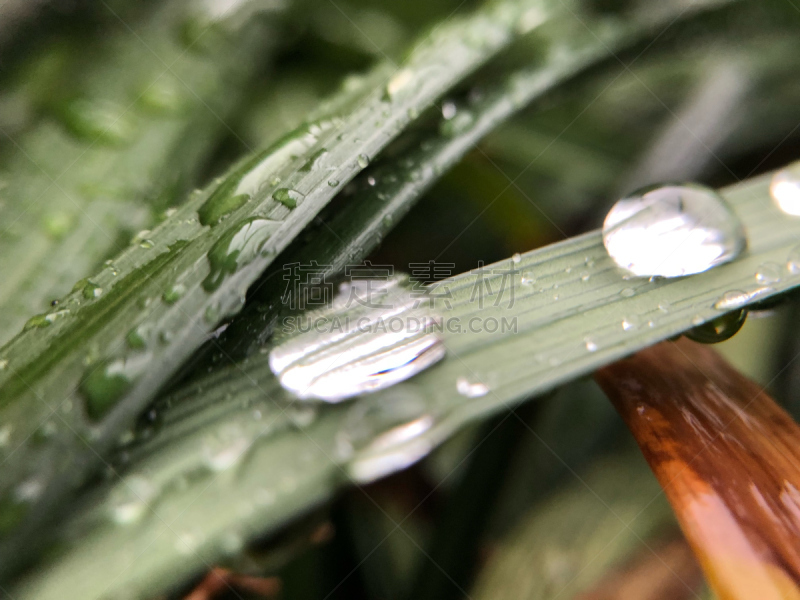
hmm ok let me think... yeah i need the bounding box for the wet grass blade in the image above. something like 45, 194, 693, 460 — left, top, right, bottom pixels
0, 0, 567, 580
595, 339, 800, 599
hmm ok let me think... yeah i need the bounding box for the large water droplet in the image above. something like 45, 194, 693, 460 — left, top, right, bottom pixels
269, 275, 445, 402
338, 388, 436, 483
602, 184, 746, 278
203, 218, 278, 291
686, 309, 747, 344
770, 162, 800, 216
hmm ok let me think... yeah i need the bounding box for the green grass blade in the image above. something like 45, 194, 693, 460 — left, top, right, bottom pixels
0, 0, 564, 579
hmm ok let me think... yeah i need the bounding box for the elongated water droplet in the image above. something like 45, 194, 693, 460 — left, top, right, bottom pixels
770, 162, 800, 216
203, 218, 278, 291
337, 388, 436, 483
686, 309, 747, 344
273, 188, 304, 208
300, 148, 328, 172
269, 275, 445, 402
24, 309, 69, 330
357, 154, 370, 169
198, 123, 331, 226
602, 183, 746, 278
713, 286, 774, 311
456, 376, 489, 397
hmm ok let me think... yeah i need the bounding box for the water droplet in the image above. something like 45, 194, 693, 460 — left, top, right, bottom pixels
686, 309, 747, 344
622, 315, 640, 331
338, 388, 436, 483
23, 309, 69, 330
620, 288, 635, 297
300, 148, 328, 172
139, 239, 154, 249
328, 179, 340, 187
203, 218, 278, 291
456, 376, 489, 397
367, 176, 377, 187
269, 275, 445, 402
110, 475, 157, 524
713, 287, 775, 311
713, 290, 750, 311
81, 355, 150, 420
520, 272, 535, 286
755, 262, 782, 285
584, 337, 598, 352
511, 253, 521, 264
126, 325, 150, 350
273, 188, 304, 209
162, 283, 186, 305
80, 280, 103, 300
441, 101, 457, 120
770, 162, 800, 216
0, 358, 7, 371
658, 301, 671, 313
385, 69, 414, 99
357, 154, 370, 169
602, 184, 746, 277
198, 123, 331, 226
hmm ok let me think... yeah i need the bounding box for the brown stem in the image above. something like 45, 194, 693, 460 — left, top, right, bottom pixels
595, 338, 800, 600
